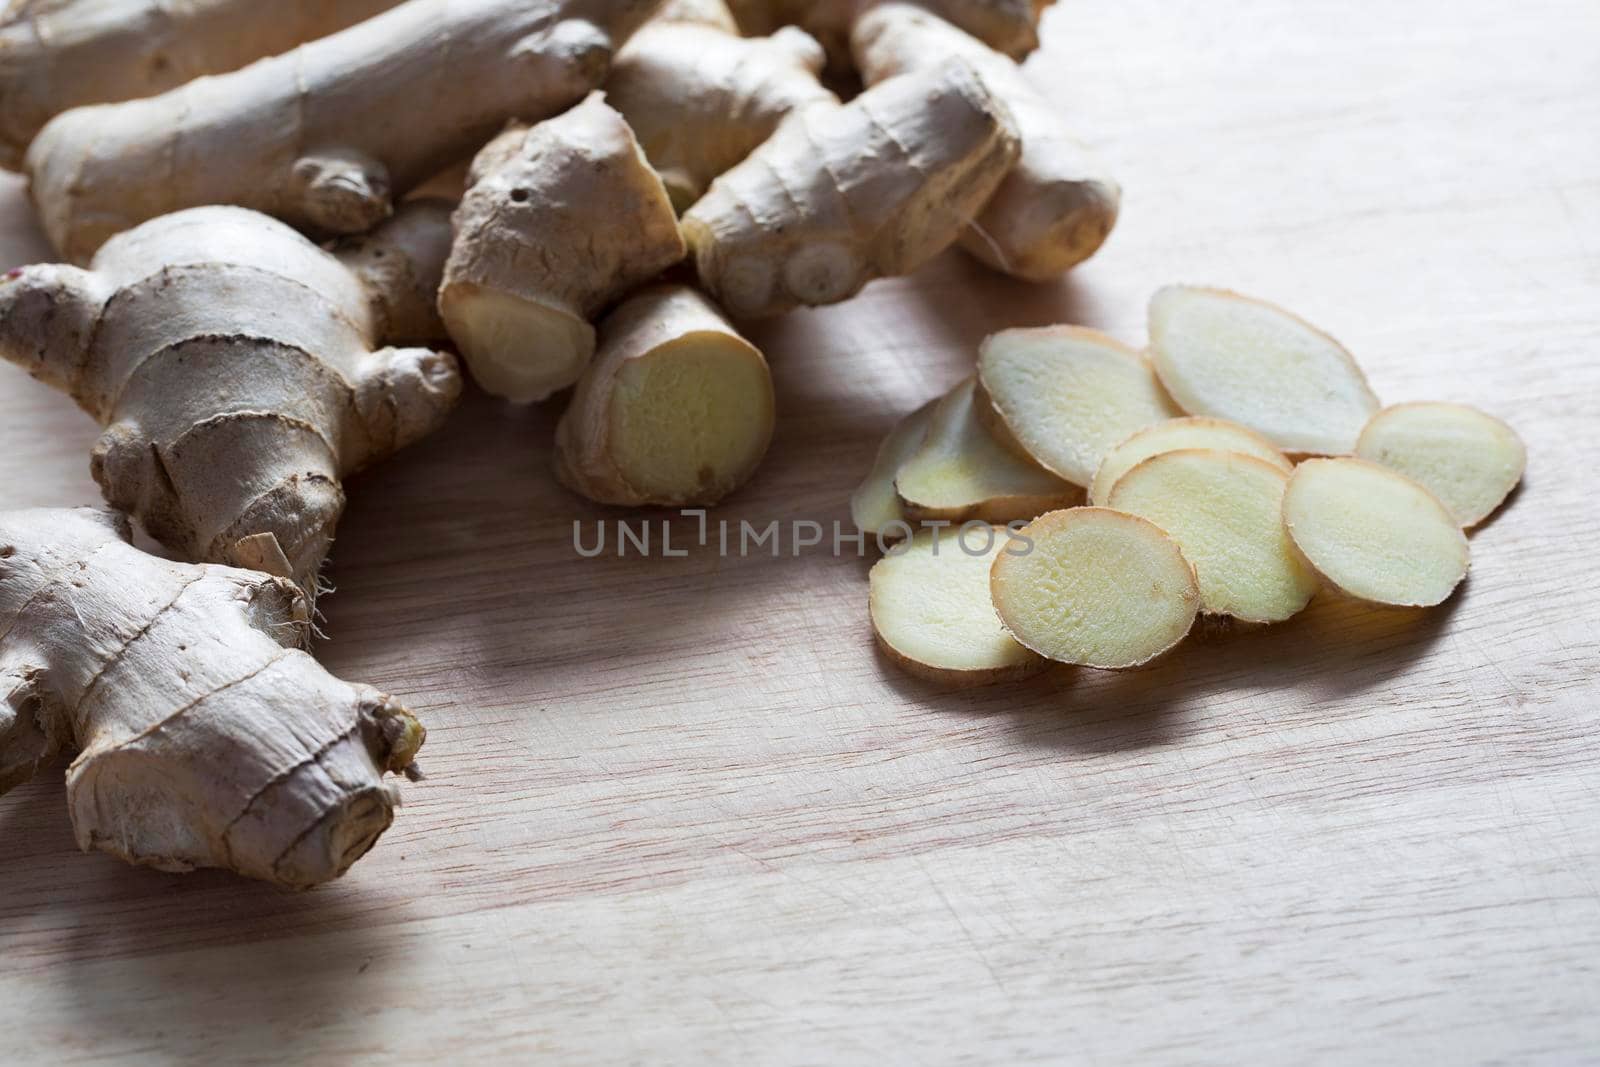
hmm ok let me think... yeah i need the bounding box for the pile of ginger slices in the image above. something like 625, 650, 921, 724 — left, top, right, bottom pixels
856, 285, 1526, 681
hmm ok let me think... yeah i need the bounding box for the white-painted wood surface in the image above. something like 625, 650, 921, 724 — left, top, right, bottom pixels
2, 1, 1597, 1061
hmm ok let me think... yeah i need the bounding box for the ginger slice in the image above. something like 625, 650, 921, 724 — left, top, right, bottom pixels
1089, 416, 1290, 506
1108, 449, 1319, 623
850, 398, 939, 537
1147, 286, 1380, 456
990, 508, 1199, 669
869, 525, 1044, 684
977, 325, 1180, 487
895, 378, 1079, 524
1355, 402, 1526, 527
1283, 458, 1469, 607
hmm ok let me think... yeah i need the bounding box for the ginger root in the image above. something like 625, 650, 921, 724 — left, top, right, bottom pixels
0, 203, 461, 594
0, 507, 424, 887
0, 0, 400, 171
25, 0, 662, 262
555, 285, 774, 506
438, 93, 685, 404
607, 3, 836, 212
853, 2, 1120, 280
682, 59, 1020, 318
727, 0, 1055, 69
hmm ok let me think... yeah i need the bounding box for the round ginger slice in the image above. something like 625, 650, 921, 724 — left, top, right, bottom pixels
1354, 402, 1526, 527
1283, 458, 1469, 607
1147, 285, 1379, 455
1089, 416, 1291, 506
869, 525, 1044, 684
850, 398, 938, 537
990, 508, 1199, 669
1107, 449, 1318, 623
977, 326, 1180, 487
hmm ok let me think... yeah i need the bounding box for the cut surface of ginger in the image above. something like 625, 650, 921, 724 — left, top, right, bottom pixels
894, 377, 1078, 523
870, 525, 1044, 684
1283, 458, 1469, 607
1108, 449, 1318, 622
1147, 285, 1379, 455
1089, 416, 1290, 506
1355, 402, 1525, 527
609, 333, 774, 502
990, 507, 1199, 669
978, 325, 1179, 487
438, 282, 595, 404
851, 398, 938, 536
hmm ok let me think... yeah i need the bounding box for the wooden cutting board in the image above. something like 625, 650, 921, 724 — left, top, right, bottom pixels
3, 1, 1597, 1061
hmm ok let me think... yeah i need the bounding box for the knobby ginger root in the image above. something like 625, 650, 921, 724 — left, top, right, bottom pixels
607, 6, 836, 212
555, 285, 774, 507
1283, 458, 1470, 607
850, 399, 939, 537
991, 507, 1199, 669
1355, 403, 1526, 527
0, 0, 400, 171
852, 2, 1120, 280
438, 93, 685, 403
0, 507, 425, 887
978, 325, 1180, 487
25, 0, 662, 263
1108, 449, 1319, 623
1089, 416, 1290, 507
0, 203, 461, 594
681, 58, 1020, 318
894, 378, 1078, 524
1148, 286, 1380, 456
727, 0, 1056, 68
870, 525, 1044, 684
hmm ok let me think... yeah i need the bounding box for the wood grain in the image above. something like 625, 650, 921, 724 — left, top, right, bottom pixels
3, 1, 1598, 1062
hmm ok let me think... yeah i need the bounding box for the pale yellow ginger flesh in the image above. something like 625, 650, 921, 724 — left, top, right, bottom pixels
0, 0, 401, 171
1355, 403, 1526, 528
977, 325, 1180, 487
608, 10, 835, 213
439, 93, 685, 403
850, 398, 939, 537
681, 58, 1020, 318
556, 286, 774, 507
0, 508, 425, 888
895, 378, 1079, 524
1148, 286, 1380, 456
851, 2, 1119, 281
1089, 416, 1291, 506
869, 526, 1044, 684
1283, 458, 1470, 607
25, 0, 662, 262
991, 508, 1199, 669
1108, 449, 1319, 623
0, 204, 461, 594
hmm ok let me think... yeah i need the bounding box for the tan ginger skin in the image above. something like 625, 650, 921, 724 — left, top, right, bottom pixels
555, 285, 775, 507
0, 508, 426, 887
607, 0, 837, 212
439, 93, 685, 404
681, 58, 1020, 319
24, 0, 665, 263
0, 0, 402, 172
725, 0, 1055, 69
853, 3, 1120, 280
0, 202, 462, 595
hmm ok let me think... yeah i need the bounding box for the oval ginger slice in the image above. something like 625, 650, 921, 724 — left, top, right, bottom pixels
895, 377, 1078, 523
869, 525, 1045, 684
977, 326, 1180, 487
1355, 402, 1526, 527
1108, 449, 1318, 622
990, 508, 1199, 669
1283, 458, 1469, 607
1147, 286, 1379, 455
1089, 416, 1291, 506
